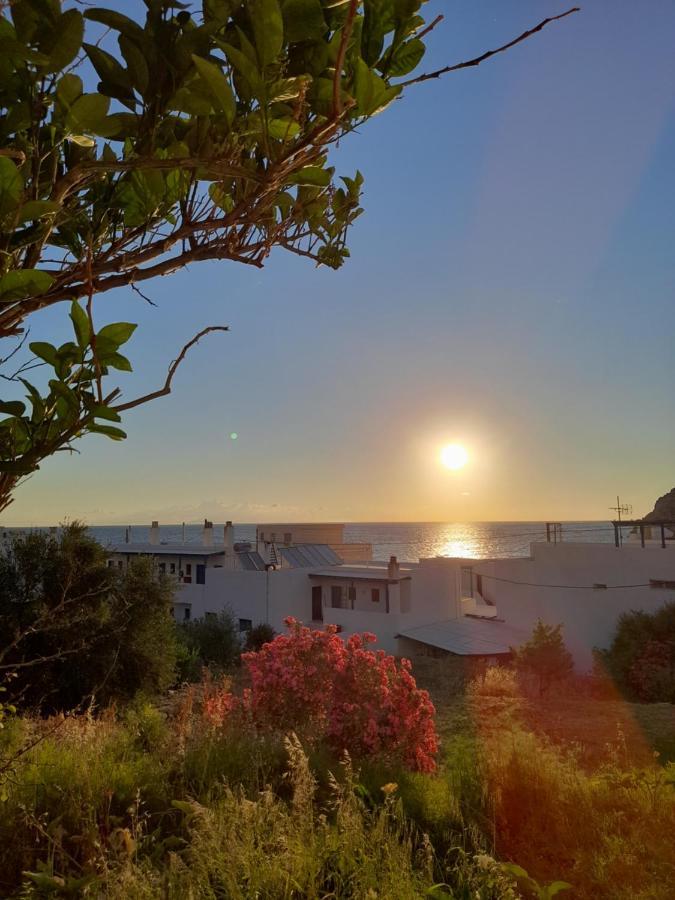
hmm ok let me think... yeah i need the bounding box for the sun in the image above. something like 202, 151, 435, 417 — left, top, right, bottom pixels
440, 443, 468, 470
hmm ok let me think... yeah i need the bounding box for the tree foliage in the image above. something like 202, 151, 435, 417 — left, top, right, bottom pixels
0, 523, 177, 710
512, 620, 574, 697
0, 0, 577, 511
175, 608, 240, 680
595, 603, 675, 703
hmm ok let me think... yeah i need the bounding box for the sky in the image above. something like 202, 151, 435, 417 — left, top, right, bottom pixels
4, 0, 675, 526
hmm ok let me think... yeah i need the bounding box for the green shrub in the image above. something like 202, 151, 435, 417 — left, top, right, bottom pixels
175, 611, 240, 681
0, 525, 177, 711
512, 621, 574, 697
596, 603, 675, 702
244, 622, 276, 652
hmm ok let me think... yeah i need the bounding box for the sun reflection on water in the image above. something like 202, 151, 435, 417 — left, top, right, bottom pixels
435, 525, 483, 559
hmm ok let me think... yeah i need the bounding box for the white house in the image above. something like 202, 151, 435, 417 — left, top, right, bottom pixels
108, 520, 675, 670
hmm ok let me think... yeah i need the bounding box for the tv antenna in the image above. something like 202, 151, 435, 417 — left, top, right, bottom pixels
609, 495, 633, 545
609, 495, 632, 523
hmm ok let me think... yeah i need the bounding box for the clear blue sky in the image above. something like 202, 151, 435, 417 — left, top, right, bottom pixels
6, 0, 675, 525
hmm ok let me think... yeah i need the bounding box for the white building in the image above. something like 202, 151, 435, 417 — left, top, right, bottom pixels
108, 520, 675, 670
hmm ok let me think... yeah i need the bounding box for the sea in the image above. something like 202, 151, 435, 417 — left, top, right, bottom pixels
71, 521, 618, 562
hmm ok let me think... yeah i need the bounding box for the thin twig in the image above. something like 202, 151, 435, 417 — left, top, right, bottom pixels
113, 325, 229, 412
416, 14, 444, 43
130, 283, 157, 307
399, 7, 580, 88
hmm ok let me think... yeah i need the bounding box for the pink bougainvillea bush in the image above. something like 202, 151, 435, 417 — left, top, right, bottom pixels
207, 618, 438, 773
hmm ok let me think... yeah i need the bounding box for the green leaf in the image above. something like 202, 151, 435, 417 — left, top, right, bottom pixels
249, 0, 283, 67
362, 0, 389, 67
44, 9, 84, 72
66, 93, 110, 134
29, 342, 59, 367
208, 183, 235, 213
16, 200, 61, 225
268, 118, 301, 140
107, 352, 132, 372
287, 166, 331, 187
388, 37, 424, 77
50, 379, 79, 411
219, 42, 264, 97
0, 401, 26, 418
97, 322, 137, 347
68, 135, 96, 148
56, 73, 83, 108
546, 883, 573, 898
192, 55, 236, 125
353, 58, 399, 116
90, 404, 121, 423
501, 863, 532, 881
119, 35, 149, 95
70, 301, 90, 349
282, 0, 326, 43
0, 270, 53, 302
0, 157, 22, 220
88, 423, 127, 440
84, 43, 132, 92
83, 9, 145, 44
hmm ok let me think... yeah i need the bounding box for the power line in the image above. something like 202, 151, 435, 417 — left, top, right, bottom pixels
471, 572, 652, 591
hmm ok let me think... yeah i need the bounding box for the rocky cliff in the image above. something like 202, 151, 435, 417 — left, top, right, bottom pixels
644, 487, 675, 521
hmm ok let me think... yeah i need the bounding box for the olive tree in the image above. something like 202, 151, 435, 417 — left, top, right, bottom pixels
0, 0, 578, 511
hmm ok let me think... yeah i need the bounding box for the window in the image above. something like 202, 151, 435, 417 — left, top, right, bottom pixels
118, 560, 123, 569
239, 618, 252, 632
170, 562, 176, 574
284, 532, 292, 545
348, 585, 356, 608
196, 564, 206, 585
331, 585, 343, 609
158, 562, 166, 575
185, 563, 192, 575
107, 560, 115, 568
183, 607, 191, 621
371, 588, 380, 603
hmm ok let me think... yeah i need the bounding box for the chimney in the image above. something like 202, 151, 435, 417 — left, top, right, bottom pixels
224, 520, 234, 555
203, 519, 214, 547
150, 521, 159, 546
387, 555, 400, 580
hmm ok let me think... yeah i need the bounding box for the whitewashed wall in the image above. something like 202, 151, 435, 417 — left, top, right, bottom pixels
432, 543, 675, 671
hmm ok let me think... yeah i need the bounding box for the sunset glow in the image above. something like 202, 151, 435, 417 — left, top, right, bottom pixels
440, 444, 469, 470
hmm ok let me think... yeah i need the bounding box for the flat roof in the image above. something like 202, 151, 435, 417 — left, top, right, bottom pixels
110, 543, 226, 557
309, 566, 412, 583
399, 617, 529, 656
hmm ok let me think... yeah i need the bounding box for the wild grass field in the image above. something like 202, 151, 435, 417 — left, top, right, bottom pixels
2, 660, 675, 899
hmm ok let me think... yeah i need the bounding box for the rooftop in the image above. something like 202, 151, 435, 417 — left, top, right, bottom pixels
309, 565, 412, 583
110, 543, 227, 557
399, 617, 529, 656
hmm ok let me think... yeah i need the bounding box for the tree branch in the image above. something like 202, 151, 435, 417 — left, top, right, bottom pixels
399, 7, 580, 88
333, 0, 359, 119
112, 325, 229, 412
